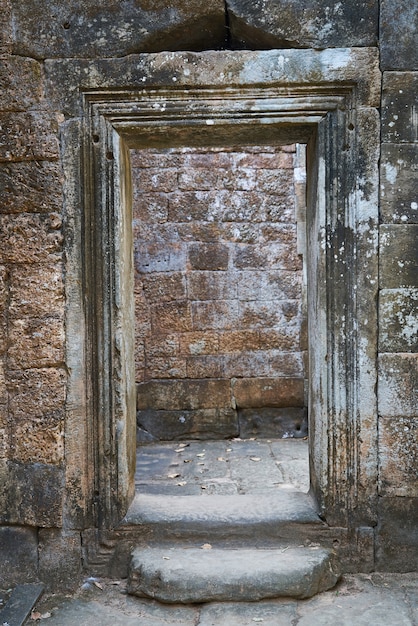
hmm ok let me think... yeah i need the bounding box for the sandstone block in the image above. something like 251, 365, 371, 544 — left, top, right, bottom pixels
7, 367, 66, 419
135, 167, 178, 193
179, 168, 219, 191
380, 144, 418, 224
11, 0, 226, 59
378, 416, 418, 497
0, 0, 12, 53
186, 355, 224, 378
218, 330, 259, 353
0, 213, 62, 264
376, 497, 418, 571
188, 243, 229, 271
9, 264, 64, 318
380, 0, 418, 70
141, 272, 186, 303
137, 407, 238, 440
258, 328, 300, 351
11, 418, 64, 465
137, 379, 231, 410
236, 270, 301, 301
223, 351, 303, 378
168, 191, 214, 222
145, 357, 187, 379
188, 271, 235, 300
226, 0, 378, 49
0, 161, 63, 214
0, 111, 59, 161
378, 354, 418, 417
380, 224, 418, 288
179, 331, 219, 355
132, 192, 169, 223
145, 335, 179, 358
233, 245, 265, 269
232, 377, 304, 408
38, 529, 82, 591
151, 301, 192, 333
0, 526, 38, 587
191, 301, 238, 330
178, 222, 226, 244
382, 73, 418, 143
8, 317, 64, 369
4, 461, 63, 527
379, 289, 418, 352
238, 407, 308, 439
0, 57, 43, 111
134, 241, 186, 274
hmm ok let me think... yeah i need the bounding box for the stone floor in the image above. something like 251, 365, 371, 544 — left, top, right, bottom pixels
135, 437, 310, 496
32, 573, 418, 625
14, 438, 418, 624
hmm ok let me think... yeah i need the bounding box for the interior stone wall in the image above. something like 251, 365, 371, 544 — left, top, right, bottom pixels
0, 0, 417, 588
132, 145, 308, 441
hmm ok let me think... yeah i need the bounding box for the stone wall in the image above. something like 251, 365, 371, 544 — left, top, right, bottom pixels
132, 145, 307, 440
0, 0, 417, 588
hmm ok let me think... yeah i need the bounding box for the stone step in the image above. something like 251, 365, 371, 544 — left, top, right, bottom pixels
122, 492, 324, 544
128, 546, 340, 603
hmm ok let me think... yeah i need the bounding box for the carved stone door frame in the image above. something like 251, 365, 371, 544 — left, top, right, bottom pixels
61, 49, 380, 530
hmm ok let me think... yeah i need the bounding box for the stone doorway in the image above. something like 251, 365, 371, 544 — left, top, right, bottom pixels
132, 144, 308, 444
69, 48, 380, 534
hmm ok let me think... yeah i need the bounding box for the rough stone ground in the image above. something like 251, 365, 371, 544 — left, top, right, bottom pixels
135, 437, 310, 495
26, 573, 418, 625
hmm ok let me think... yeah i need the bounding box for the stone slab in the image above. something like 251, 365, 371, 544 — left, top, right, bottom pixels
380, 144, 418, 224
375, 497, 418, 571
379, 289, 418, 353
226, 0, 378, 48
0, 111, 59, 162
0, 583, 44, 626
378, 353, 418, 417
232, 377, 304, 408
199, 600, 297, 626
0, 58, 43, 111
11, 0, 226, 59
379, 224, 418, 289
380, 0, 418, 70
128, 546, 340, 602
239, 407, 308, 439
378, 415, 418, 497
123, 491, 322, 539
382, 73, 418, 143
0, 527, 38, 588
137, 407, 238, 440
137, 379, 231, 410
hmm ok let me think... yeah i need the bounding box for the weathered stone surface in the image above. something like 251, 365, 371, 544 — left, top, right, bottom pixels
3, 462, 63, 527
0, 112, 60, 161
226, 0, 378, 49
382, 73, 418, 143
0, 161, 63, 214
0, 2, 12, 53
137, 379, 231, 411
188, 243, 229, 271
38, 529, 82, 591
145, 357, 187, 380
376, 497, 418, 571
0, 58, 43, 111
179, 331, 219, 355
232, 377, 304, 408
0, 583, 44, 626
141, 273, 186, 303
137, 407, 238, 440
129, 546, 339, 602
0, 213, 62, 264
8, 317, 64, 369
44, 48, 380, 118
239, 407, 308, 439
379, 416, 418, 497
11, 0, 226, 59
9, 264, 64, 318
7, 367, 66, 419
0, 527, 38, 587
380, 0, 418, 70
380, 225, 418, 289
378, 354, 418, 417
188, 272, 235, 301
379, 289, 418, 353
223, 351, 303, 378
380, 144, 418, 224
